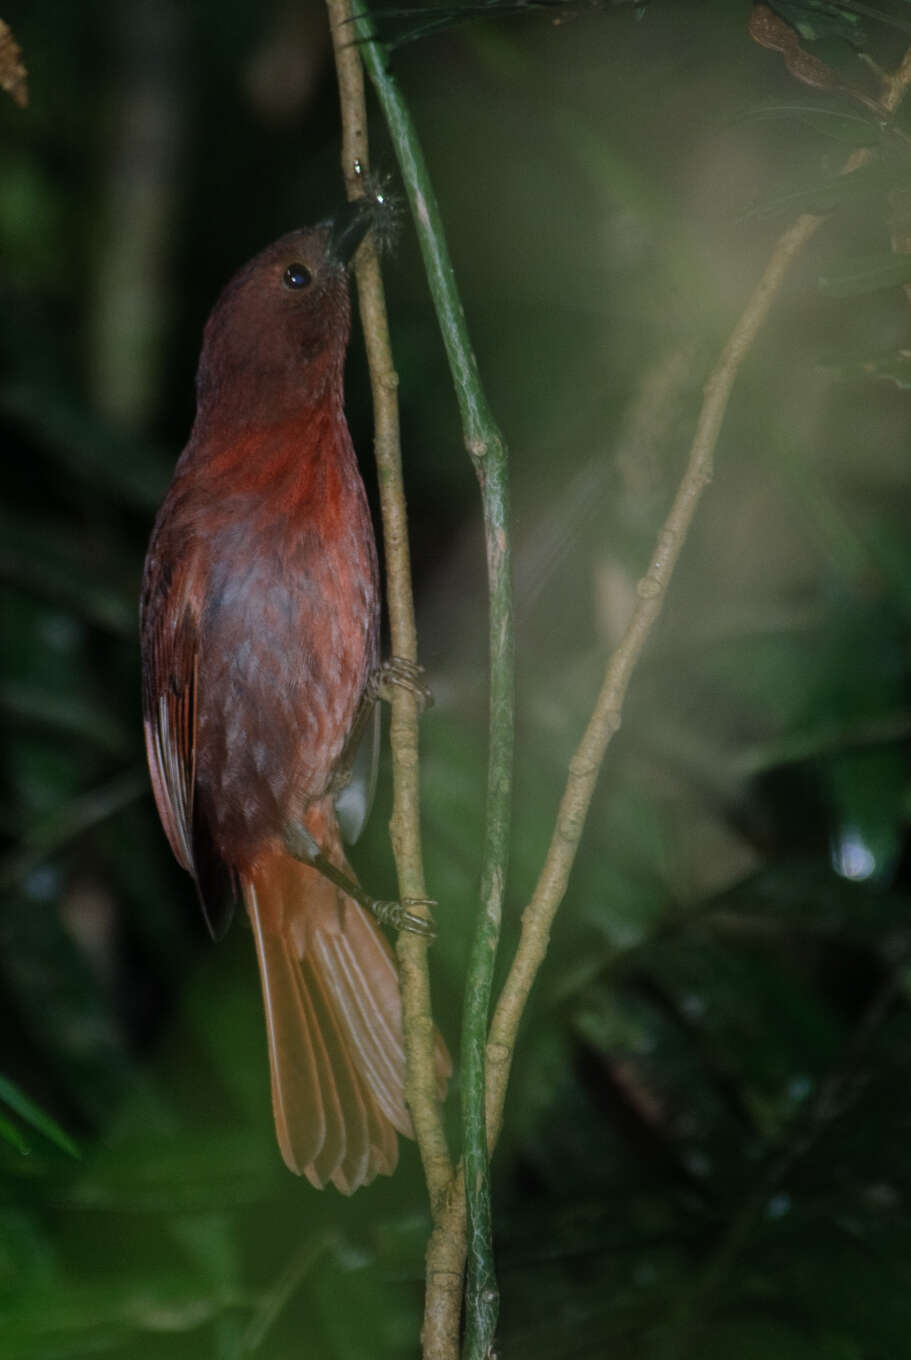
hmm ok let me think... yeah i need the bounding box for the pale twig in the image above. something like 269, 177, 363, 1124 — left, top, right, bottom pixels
325, 0, 452, 1214
409, 207, 824, 1360
483, 209, 820, 1135
484, 32, 911, 1167
422, 146, 850, 1360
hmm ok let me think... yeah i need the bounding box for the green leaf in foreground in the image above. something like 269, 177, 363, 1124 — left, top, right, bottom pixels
0, 1073, 80, 1158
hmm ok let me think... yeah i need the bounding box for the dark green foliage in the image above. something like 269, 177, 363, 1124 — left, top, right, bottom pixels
1, 0, 910, 1355
767, 1, 868, 47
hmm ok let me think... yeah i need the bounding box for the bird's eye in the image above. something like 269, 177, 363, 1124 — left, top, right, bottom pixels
284, 262, 313, 290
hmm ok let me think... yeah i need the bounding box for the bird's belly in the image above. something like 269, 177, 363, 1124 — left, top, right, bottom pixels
195, 516, 378, 859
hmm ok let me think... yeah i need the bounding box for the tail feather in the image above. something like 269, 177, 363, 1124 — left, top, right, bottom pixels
297, 945, 370, 1189
314, 920, 411, 1133
243, 838, 444, 1193
248, 893, 333, 1175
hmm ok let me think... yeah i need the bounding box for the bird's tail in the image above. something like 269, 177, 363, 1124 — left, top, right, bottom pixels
242, 815, 448, 1193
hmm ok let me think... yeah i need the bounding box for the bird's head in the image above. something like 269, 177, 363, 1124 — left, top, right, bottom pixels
195, 200, 375, 426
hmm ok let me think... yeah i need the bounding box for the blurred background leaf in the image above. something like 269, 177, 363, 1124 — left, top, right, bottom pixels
1, 0, 910, 1356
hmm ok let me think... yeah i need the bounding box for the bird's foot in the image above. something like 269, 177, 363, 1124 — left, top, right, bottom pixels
369, 656, 433, 712
370, 896, 437, 938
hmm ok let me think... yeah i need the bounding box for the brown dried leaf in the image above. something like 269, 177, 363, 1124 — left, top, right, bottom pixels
749, 2, 882, 115
0, 19, 28, 110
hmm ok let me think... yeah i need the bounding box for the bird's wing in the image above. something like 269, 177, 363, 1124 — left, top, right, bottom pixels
141, 552, 198, 873
140, 544, 236, 938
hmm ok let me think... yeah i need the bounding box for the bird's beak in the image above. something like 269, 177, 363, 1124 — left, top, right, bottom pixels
326, 199, 374, 266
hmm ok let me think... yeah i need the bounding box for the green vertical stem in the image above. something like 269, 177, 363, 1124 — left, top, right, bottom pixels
353, 10, 514, 1357
326, 0, 453, 1216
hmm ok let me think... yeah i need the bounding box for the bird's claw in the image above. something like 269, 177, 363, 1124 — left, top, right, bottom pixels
370, 657, 434, 712
370, 896, 437, 938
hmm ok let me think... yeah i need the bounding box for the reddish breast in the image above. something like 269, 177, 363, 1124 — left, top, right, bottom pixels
160, 407, 379, 867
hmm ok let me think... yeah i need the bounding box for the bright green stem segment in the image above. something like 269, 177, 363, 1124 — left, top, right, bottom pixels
352, 11, 514, 1357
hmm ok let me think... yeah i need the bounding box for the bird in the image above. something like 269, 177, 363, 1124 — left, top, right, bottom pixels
140, 200, 448, 1192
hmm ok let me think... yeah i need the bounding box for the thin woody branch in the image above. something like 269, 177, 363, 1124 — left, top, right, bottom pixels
346, 8, 516, 1359
484, 27, 911, 1209
325, 0, 453, 1215
416, 204, 827, 1360
484, 209, 821, 1133
421, 43, 911, 1353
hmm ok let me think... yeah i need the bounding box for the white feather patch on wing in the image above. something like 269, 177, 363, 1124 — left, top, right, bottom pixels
144, 660, 197, 872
